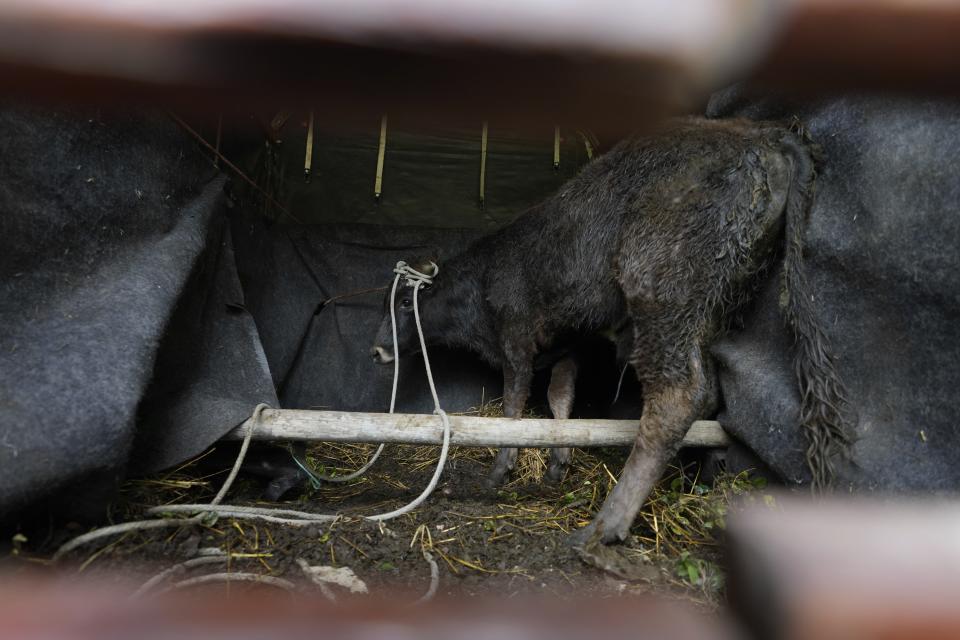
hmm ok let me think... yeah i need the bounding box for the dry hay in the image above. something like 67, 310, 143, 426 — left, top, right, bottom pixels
31, 398, 771, 607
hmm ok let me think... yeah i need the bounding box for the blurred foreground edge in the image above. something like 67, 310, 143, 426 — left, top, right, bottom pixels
1, 1, 960, 135
727, 496, 960, 640
5, 498, 960, 639
0, 586, 732, 640
0, 0, 787, 136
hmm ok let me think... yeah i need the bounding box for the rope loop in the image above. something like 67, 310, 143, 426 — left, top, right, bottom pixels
393, 261, 438, 288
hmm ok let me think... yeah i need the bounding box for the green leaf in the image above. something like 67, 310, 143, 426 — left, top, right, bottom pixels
379, 561, 396, 571
686, 562, 700, 584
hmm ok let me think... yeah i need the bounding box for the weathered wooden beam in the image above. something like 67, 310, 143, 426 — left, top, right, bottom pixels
224, 409, 729, 448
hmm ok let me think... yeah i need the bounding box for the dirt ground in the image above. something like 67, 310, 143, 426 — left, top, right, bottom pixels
6, 427, 769, 608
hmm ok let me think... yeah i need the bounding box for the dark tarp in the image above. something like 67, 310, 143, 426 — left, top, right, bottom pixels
130, 212, 280, 474
707, 90, 960, 490
0, 106, 277, 521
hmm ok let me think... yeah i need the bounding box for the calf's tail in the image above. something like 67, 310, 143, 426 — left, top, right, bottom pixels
779, 135, 854, 491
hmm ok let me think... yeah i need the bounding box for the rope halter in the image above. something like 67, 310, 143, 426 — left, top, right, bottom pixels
393, 260, 439, 288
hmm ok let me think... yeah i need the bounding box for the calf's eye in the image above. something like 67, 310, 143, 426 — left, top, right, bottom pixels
400, 298, 412, 309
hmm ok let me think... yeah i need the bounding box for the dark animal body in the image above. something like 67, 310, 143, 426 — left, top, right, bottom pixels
373, 116, 851, 544
708, 91, 960, 491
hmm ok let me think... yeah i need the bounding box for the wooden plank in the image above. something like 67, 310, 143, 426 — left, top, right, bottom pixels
224, 409, 729, 448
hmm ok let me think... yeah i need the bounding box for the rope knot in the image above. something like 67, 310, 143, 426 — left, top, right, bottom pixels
394, 261, 438, 288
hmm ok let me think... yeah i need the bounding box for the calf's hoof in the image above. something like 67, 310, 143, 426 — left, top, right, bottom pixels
484, 465, 512, 489
544, 463, 567, 484
566, 517, 630, 548
566, 522, 601, 549
485, 448, 518, 488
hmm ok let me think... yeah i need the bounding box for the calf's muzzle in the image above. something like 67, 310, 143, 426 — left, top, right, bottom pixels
371, 345, 395, 364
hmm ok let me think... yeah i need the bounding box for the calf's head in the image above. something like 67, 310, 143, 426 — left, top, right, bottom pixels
371, 259, 439, 364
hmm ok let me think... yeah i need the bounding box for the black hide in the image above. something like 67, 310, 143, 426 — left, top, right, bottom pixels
707, 91, 960, 490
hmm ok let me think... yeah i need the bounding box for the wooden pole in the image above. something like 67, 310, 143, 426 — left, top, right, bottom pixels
373, 115, 387, 200
224, 409, 729, 448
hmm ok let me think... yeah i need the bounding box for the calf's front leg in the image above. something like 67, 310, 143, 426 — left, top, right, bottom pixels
486, 356, 534, 487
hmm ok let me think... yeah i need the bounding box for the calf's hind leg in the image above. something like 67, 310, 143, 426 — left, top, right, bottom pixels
545, 356, 578, 483
568, 347, 715, 546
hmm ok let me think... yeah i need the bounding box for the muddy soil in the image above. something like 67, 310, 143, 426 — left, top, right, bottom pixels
7, 443, 734, 607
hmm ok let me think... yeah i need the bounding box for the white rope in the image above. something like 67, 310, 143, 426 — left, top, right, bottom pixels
289, 261, 435, 485
294, 443, 386, 484
369, 262, 449, 520
152, 572, 297, 596
52, 515, 204, 562
393, 260, 438, 288
413, 549, 440, 605
130, 552, 229, 599
389, 266, 403, 412
612, 362, 630, 405
212, 403, 267, 505
58, 261, 452, 562
149, 503, 340, 521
